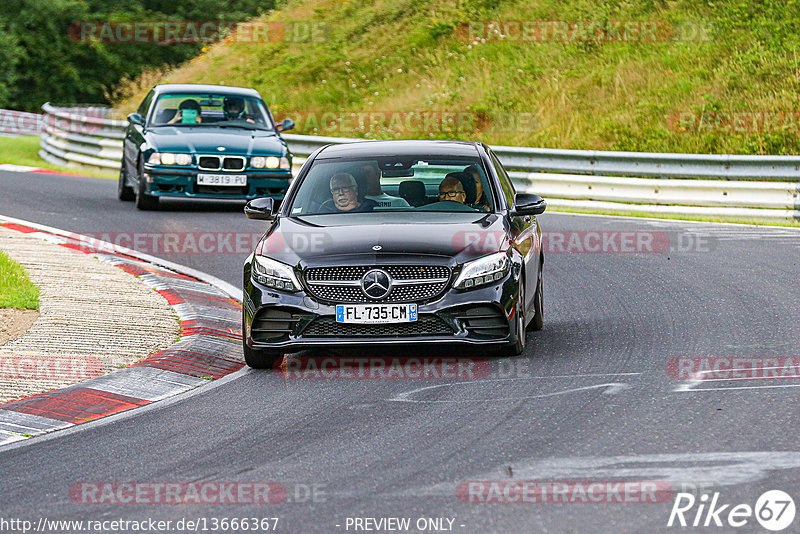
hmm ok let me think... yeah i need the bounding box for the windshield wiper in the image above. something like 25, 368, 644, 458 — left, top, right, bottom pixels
216, 124, 269, 131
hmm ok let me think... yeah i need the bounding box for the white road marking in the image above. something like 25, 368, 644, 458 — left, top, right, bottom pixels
400, 451, 800, 497
387, 373, 639, 403
673, 367, 800, 393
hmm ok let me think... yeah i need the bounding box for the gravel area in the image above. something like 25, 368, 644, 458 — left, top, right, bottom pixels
0, 309, 39, 346
0, 227, 179, 404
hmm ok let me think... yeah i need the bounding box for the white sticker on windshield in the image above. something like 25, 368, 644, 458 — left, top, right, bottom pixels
292, 207, 302, 213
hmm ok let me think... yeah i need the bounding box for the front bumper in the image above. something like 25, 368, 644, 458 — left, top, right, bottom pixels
243, 261, 522, 353
142, 166, 292, 199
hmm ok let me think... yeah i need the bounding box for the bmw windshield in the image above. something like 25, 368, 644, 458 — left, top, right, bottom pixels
149, 93, 274, 131
288, 156, 495, 216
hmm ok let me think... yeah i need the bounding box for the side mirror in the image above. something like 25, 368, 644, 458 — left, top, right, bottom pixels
127, 113, 145, 127
511, 193, 546, 216
276, 118, 295, 132
245, 197, 276, 220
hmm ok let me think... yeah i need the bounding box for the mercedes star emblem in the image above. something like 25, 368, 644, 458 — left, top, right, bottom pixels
361, 269, 392, 300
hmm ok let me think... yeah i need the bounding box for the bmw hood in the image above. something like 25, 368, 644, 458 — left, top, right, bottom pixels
255, 212, 512, 269
146, 127, 287, 156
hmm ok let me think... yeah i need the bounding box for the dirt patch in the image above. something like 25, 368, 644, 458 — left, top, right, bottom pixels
0, 308, 39, 346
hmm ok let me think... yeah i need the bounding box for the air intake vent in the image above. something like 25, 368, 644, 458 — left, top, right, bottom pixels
456, 306, 509, 339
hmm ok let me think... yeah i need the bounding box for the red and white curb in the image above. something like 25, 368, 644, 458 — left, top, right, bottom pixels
0, 163, 86, 177
0, 215, 244, 446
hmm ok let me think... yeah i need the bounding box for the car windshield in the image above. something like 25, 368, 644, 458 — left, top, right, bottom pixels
149, 93, 274, 131
288, 156, 495, 216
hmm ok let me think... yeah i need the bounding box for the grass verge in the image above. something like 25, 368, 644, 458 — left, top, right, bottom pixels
0, 251, 40, 310
113, 0, 800, 155
548, 206, 800, 228
0, 135, 117, 180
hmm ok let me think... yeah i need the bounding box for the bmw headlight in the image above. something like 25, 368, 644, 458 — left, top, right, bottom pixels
147, 153, 192, 165
252, 255, 301, 292
251, 156, 290, 170
453, 252, 510, 289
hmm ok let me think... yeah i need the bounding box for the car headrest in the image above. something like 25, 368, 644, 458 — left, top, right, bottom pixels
399, 180, 427, 206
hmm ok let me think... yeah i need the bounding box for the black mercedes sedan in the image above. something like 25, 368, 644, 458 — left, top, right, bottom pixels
119, 84, 294, 210
241, 140, 545, 368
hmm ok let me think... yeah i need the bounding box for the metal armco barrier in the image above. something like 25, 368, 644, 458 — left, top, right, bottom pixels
0, 109, 43, 137
39, 104, 800, 221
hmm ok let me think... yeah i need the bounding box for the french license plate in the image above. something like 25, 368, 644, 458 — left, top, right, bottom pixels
335, 304, 418, 324
197, 174, 247, 186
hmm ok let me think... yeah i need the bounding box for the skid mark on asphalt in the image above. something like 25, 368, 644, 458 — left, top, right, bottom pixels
399, 451, 800, 498
386, 373, 641, 404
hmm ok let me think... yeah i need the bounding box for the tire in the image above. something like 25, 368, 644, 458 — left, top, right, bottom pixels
499, 278, 526, 357
134, 158, 159, 210
118, 163, 135, 201
242, 314, 283, 369
528, 256, 544, 331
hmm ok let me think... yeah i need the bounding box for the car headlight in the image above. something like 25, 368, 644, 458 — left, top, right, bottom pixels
251, 156, 290, 170
147, 153, 191, 165
252, 255, 301, 291
453, 252, 510, 289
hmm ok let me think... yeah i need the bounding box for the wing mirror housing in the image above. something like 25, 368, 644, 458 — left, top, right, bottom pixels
244, 197, 277, 220
127, 113, 145, 127
511, 193, 546, 216
276, 118, 295, 132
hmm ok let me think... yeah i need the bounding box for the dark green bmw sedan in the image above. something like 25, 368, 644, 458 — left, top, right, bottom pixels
119, 84, 295, 210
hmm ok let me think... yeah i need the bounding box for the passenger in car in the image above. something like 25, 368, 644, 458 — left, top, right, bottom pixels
359, 162, 409, 208
465, 164, 491, 211
321, 173, 377, 213
167, 99, 202, 124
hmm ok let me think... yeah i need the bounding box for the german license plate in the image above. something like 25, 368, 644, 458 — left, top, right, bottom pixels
197, 174, 247, 186
335, 304, 418, 324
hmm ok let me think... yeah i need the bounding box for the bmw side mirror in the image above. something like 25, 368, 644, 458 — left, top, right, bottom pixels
276, 118, 294, 132
127, 113, 145, 127
245, 197, 276, 220
512, 193, 546, 216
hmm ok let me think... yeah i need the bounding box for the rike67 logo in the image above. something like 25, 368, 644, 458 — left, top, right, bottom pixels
668, 490, 795, 531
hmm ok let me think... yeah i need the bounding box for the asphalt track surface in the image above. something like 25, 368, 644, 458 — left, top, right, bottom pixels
2, 169, 800, 533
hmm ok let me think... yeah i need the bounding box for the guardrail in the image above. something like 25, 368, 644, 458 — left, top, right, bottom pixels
39, 104, 800, 221
0, 109, 43, 137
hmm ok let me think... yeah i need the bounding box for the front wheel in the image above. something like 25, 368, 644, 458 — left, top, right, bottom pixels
528, 257, 544, 331
499, 278, 526, 357
118, 163, 135, 201
134, 158, 159, 210
242, 315, 284, 369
